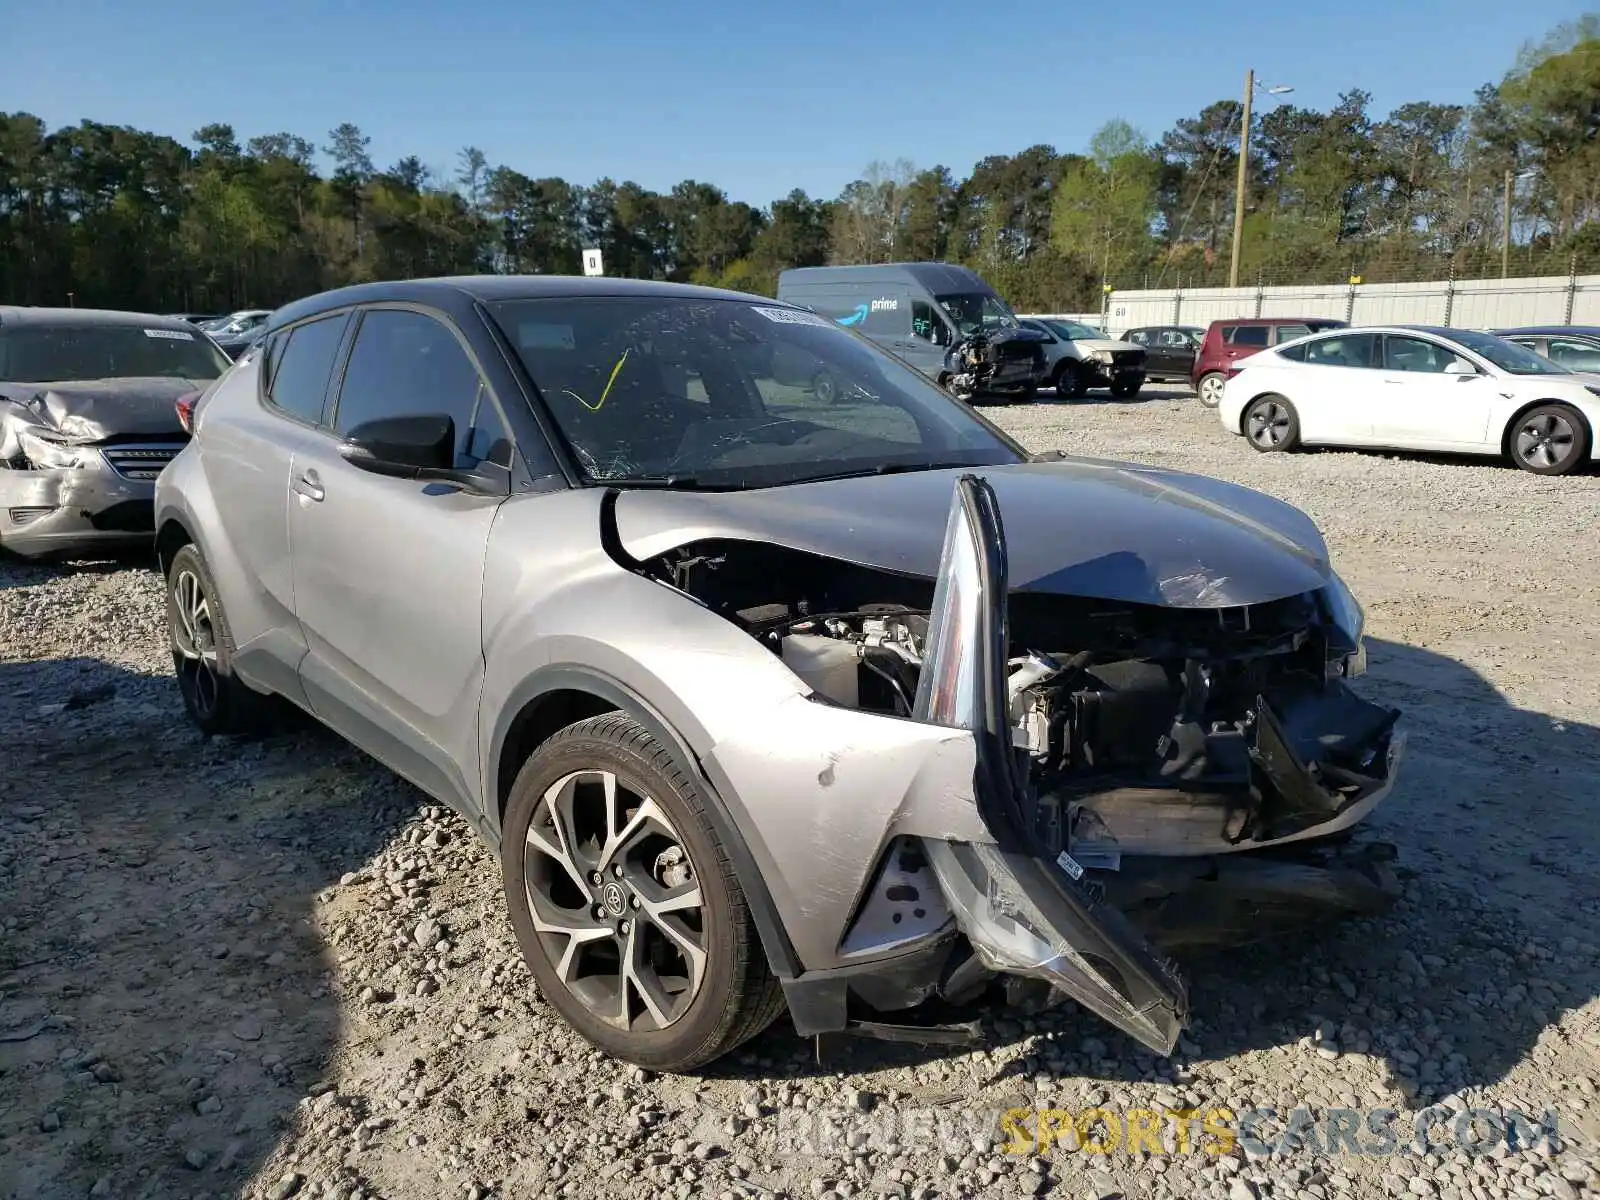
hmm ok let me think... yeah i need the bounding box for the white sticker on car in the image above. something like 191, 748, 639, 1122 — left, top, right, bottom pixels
144, 328, 195, 341
750, 305, 832, 328
1055, 850, 1085, 881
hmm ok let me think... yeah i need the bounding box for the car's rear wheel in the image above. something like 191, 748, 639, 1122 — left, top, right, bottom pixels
501, 713, 784, 1071
1508, 404, 1589, 476
1055, 361, 1087, 399
1197, 372, 1227, 408
1110, 378, 1143, 399
811, 370, 838, 405
165, 543, 273, 736
1244, 394, 1301, 453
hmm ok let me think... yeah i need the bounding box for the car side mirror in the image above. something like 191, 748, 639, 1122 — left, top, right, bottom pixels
1443, 360, 1478, 378
338, 412, 502, 492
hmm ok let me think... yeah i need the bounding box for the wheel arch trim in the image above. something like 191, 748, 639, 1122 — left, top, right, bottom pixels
489, 664, 803, 981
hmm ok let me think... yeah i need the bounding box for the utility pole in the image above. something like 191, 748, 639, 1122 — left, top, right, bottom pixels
1501, 168, 1513, 280
1229, 68, 1254, 290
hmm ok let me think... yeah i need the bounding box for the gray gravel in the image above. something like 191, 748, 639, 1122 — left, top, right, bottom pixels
2, 387, 1598, 1199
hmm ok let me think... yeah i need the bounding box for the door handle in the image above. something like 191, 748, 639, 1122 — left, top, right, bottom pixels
292, 469, 325, 502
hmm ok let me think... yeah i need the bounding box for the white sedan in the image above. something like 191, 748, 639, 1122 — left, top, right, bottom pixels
1217, 324, 1600, 475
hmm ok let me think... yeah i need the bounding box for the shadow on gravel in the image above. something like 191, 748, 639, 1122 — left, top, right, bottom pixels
1017, 384, 1196, 409
1294, 445, 1600, 476
0, 552, 160, 591
0, 657, 401, 1200
720, 637, 1600, 1113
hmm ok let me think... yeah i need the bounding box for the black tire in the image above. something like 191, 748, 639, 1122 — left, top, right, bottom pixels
165, 543, 274, 736
811, 370, 838, 405
1110, 378, 1143, 399
1507, 403, 1590, 476
1197, 372, 1227, 408
501, 713, 785, 1071
1243, 394, 1301, 453
1055, 361, 1087, 399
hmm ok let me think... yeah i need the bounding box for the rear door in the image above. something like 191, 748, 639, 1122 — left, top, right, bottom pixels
913, 474, 1189, 1055
1280, 331, 1383, 444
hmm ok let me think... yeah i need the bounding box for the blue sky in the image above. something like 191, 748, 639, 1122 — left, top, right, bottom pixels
4, 0, 1586, 206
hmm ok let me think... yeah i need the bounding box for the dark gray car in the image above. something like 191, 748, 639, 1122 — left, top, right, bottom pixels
154, 275, 1405, 1071
0, 307, 232, 557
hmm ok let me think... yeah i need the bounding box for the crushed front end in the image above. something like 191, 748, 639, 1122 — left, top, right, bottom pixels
945, 328, 1047, 400
0, 380, 191, 557
625, 472, 1403, 1055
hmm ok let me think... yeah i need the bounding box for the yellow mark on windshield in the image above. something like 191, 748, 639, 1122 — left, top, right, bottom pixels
561, 349, 631, 412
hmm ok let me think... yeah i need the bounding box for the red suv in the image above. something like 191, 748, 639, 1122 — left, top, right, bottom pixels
1192, 317, 1348, 407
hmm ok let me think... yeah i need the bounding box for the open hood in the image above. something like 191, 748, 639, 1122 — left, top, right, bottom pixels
614, 459, 1333, 610
0, 377, 201, 443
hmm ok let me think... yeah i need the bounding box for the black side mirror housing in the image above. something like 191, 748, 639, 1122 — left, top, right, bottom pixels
338, 413, 505, 492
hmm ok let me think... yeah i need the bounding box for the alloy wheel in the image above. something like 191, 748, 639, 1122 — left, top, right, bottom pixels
522, 769, 706, 1032
1514, 411, 1576, 470
1248, 401, 1292, 449
170, 569, 220, 719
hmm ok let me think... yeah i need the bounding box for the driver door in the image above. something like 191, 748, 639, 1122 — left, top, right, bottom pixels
288, 306, 514, 812
914, 475, 1189, 1054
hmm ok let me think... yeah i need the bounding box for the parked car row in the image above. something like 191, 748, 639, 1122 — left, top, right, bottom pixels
1216, 323, 1600, 475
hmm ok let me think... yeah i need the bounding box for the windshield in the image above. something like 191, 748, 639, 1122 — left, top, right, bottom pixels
1044, 319, 1103, 341
1447, 328, 1570, 375
934, 292, 1018, 337
0, 324, 232, 383
488, 296, 1024, 489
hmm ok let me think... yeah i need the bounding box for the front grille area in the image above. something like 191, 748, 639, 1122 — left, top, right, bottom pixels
102, 444, 183, 481
7, 507, 54, 526
1111, 349, 1147, 368
87, 500, 155, 532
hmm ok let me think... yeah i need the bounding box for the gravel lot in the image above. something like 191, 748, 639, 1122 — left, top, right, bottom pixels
3, 387, 1599, 1200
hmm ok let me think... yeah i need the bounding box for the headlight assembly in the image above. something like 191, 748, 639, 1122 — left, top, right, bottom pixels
1322, 570, 1367, 676
17, 428, 97, 470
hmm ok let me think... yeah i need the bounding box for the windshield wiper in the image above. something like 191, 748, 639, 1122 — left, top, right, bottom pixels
595, 474, 746, 491
798, 460, 990, 484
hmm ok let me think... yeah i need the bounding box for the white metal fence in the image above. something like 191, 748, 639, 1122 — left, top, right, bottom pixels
1022, 270, 1599, 338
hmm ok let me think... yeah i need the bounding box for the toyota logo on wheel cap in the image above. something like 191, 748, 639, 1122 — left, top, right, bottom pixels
601, 881, 627, 916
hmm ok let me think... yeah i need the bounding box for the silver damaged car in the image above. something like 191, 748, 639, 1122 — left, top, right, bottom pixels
154, 276, 1406, 1070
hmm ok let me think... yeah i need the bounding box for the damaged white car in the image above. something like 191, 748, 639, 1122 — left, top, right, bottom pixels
0, 307, 231, 558
153, 276, 1406, 1070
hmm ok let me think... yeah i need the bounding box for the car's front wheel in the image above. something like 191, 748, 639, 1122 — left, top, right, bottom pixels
1110, 378, 1143, 399
1197, 372, 1227, 408
501, 713, 785, 1071
1055, 361, 1087, 399
1244, 394, 1301, 453
1508, 404, 1589, 476
165, 543, 273, 736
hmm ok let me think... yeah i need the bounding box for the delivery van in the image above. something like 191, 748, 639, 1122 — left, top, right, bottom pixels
776, 262, 1047, 400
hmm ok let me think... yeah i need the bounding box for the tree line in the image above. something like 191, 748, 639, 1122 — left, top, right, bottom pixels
3, 14, 1598, 316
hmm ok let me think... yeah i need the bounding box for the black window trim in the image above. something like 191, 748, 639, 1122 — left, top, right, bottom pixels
322, 300, 522, 484
256, 307, 358, 429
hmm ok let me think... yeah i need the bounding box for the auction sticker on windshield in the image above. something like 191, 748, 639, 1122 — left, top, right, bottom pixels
144, 328, 195, 340
750, 305, 833, 328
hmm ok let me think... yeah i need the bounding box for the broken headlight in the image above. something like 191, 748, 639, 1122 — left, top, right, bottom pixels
911, 484, 988, 730
16, 428, 97, 471
1321, 570, 1367, 677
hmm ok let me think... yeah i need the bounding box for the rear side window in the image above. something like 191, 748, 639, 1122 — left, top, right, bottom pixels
1273, 324, 1311, 344
1225, 325, 1270, 347
1303, 333, 1378, 368
265, 314, 349, 424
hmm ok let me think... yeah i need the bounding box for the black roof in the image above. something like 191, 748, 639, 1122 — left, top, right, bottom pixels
0, 306, 202, 331
1490, 325, 1600, 337
270, 275, 782, 331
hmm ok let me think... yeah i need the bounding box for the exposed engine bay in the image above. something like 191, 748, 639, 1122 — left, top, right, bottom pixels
646, 535, 1403, 954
